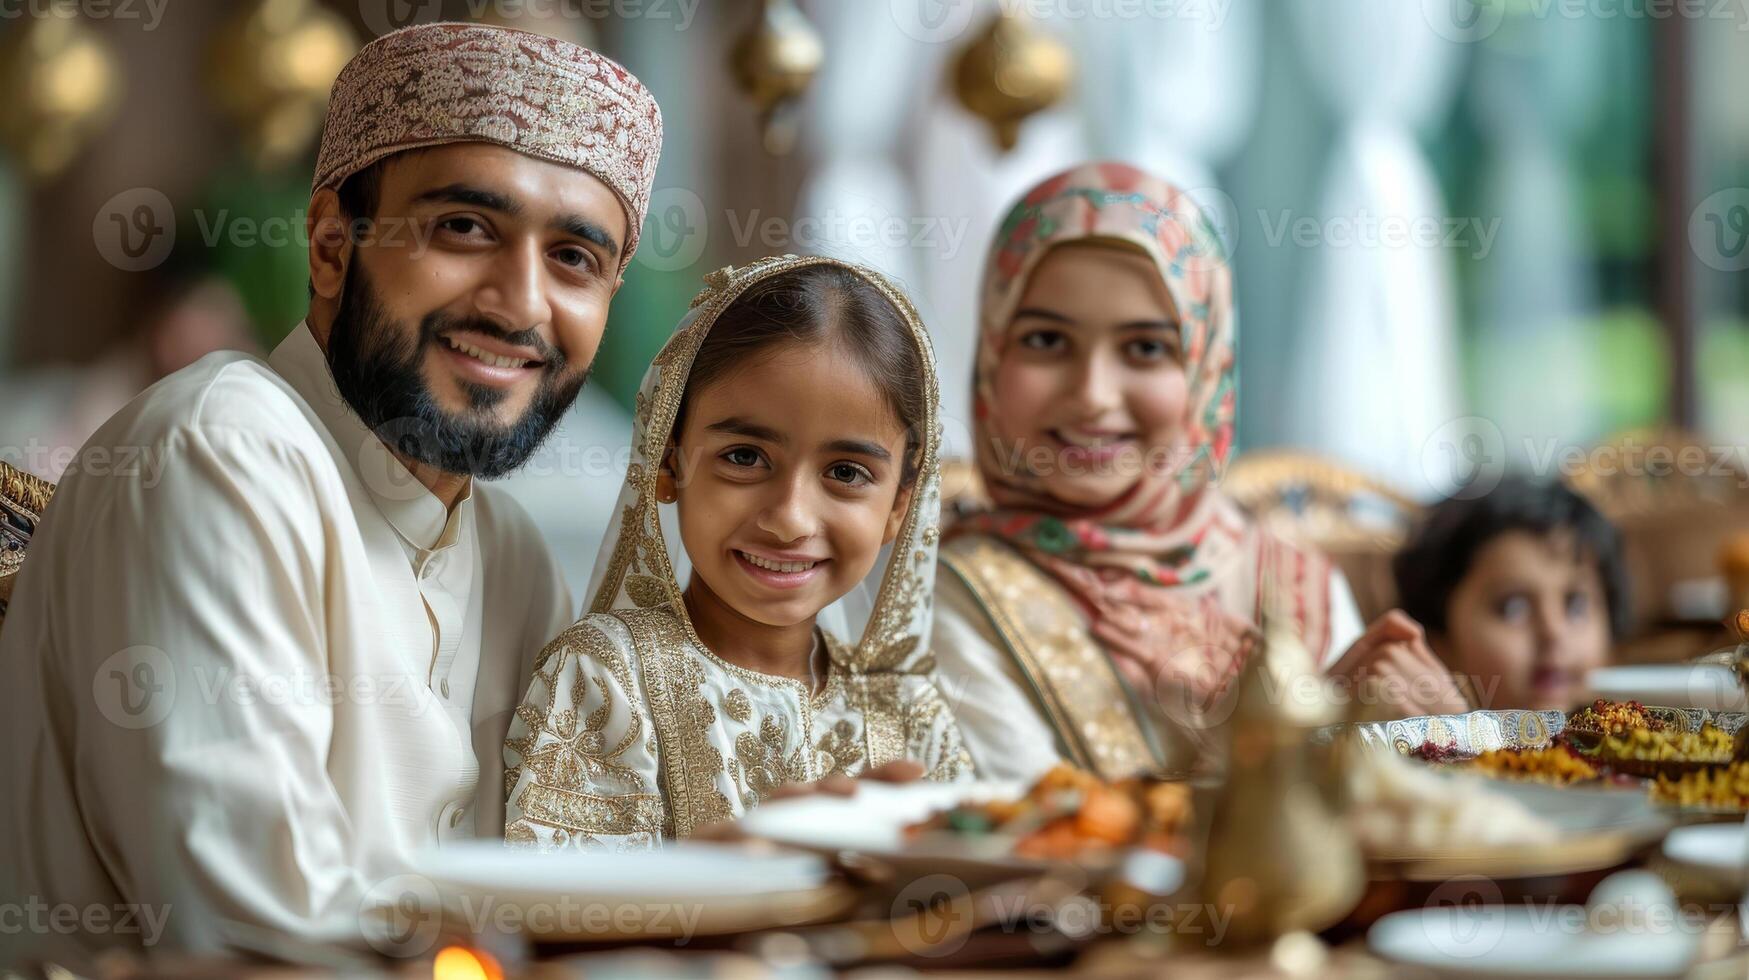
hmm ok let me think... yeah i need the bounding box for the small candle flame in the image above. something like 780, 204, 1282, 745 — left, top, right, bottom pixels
433, 946, 501, 980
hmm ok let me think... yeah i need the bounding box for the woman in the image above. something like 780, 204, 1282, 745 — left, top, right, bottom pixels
933, 162, 1466, 781
504, 255, 969, 850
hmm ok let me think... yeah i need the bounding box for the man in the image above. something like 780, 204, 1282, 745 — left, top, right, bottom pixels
0, 23, 660, 965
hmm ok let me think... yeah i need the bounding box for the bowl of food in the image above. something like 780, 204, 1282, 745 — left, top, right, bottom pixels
1587, 724, 1736, 778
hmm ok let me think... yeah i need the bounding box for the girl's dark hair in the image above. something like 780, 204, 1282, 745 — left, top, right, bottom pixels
679, 264, 928, 486
1393, 475, 1631, 639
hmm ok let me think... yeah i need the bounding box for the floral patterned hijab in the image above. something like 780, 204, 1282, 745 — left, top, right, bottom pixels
954, 162, 1331, 698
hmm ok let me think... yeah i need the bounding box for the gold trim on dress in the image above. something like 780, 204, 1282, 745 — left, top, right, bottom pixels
940, 535, 1159, 780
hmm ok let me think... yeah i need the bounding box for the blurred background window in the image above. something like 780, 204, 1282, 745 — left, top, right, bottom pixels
0, 0, 1741, 591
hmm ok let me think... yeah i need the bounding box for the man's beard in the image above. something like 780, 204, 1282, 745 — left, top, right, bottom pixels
324, 262, 588, 480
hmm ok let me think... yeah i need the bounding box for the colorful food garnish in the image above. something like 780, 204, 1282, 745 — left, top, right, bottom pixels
1463, 745, 1602, 785
1596, 724, 1734, 765
907, 764, 1192, 862
1569, 699, 1668, 735
1409, 742, 1467, 764
1651, 761, 1749, 809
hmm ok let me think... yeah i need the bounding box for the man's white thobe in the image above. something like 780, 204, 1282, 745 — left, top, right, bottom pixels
0, 322, 573, 965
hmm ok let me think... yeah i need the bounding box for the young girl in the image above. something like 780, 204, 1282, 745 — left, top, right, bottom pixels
504, 255, 970, 850
1394, 476, 1628, 711
933, 162, 1467, 782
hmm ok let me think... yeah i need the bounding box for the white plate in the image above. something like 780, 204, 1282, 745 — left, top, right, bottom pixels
415, 839, 828, 903
407, 840, 848, 941
1588, 664, 1747, 711
737, 779, 1027, 854
1662, 822, 1749, 886
1368, 906, 1699, 979
1366, 781, 1672, 881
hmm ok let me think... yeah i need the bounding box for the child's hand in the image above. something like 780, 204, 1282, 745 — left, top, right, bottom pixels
1327, 610, 1470, 718
765, 759, 926, 802
691, 760, 926, 841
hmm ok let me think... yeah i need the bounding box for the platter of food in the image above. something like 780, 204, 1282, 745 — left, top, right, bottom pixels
1357, 700, 1749, 833
1347, 743, 1671, 881
738, 766, 1193, 887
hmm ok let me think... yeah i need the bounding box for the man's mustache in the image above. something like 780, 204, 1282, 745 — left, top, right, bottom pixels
420, 313, 566, 370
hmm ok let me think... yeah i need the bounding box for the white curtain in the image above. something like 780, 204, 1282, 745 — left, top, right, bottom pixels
904, 1, 1262, 457
907, 2, 1088, 458
1074, 2, 1261, 211
1467, 17, 1611, 455
1278, 0, 1468, 496
795, 1, 933, 286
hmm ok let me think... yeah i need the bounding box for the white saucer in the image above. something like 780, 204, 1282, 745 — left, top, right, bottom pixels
1662, 821, 1748, 891
1588, 664, 1747, 711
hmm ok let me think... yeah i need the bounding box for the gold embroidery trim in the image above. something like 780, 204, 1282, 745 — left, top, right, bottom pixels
618, 608, 735, 838
940, 535, 1158, 780
507, 619, 667, 847
515, 783, 664, 838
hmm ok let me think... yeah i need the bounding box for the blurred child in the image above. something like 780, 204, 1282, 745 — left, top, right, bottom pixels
1394, 476, 1629, 711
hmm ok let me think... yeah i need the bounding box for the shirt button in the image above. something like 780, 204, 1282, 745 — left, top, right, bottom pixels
450, 806, 466, 828
440, 678, 451, 698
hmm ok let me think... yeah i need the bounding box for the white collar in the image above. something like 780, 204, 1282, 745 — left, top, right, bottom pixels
267, 320, 473, 552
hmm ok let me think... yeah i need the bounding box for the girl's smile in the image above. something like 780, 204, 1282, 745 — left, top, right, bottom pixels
660, 338, 915, 680
732, 548, 831, 590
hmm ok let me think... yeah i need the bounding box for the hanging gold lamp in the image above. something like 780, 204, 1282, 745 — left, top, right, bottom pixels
952, 6, 1072, 151
207, 0, 359, 173
0, 14, 120, 180
728, 0, 825, 155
